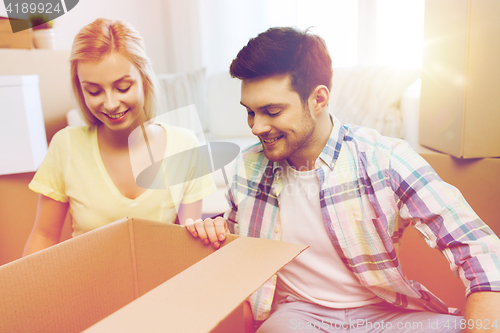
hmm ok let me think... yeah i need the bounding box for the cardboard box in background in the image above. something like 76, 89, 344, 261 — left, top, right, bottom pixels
0, 218, 307, 333
399, 145, 500, 314
0, 49, 72, 143
0, 17, 32, 49
419, 0, 500, 158
417, 145, 500, 232
0, 75, 48, 175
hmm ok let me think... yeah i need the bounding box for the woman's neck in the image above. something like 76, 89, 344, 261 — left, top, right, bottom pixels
96, 112, 150, 150
97, 125, 132, 150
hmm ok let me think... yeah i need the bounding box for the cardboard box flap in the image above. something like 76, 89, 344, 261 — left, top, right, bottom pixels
84, 235, 307, 332
128, 218, 239, 297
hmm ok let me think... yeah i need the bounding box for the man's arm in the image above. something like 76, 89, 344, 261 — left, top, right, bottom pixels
465, 292, 500, 333
243, 300, 255, 333
388, 140, 500, 314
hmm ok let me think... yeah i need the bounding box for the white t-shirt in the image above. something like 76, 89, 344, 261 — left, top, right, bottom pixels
276, 161, 381, 308
29, 124, 216, 237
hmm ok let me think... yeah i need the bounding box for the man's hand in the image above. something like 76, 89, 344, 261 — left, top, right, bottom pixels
185, 216, 229, 249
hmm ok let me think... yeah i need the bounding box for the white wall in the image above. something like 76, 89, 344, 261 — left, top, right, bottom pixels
162, 0, 203, 73
50, 0, 169, 74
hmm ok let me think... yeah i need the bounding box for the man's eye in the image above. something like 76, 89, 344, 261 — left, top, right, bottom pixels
268, 110, 281, 116
247, 111, 255, 117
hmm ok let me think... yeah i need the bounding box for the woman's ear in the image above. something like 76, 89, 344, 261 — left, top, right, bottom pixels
308, 85, 330, 115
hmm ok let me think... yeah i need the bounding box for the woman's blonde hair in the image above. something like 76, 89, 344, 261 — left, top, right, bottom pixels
70, 18, 158, 125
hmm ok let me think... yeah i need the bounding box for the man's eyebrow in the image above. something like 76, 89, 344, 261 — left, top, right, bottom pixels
240, 101, 287, 111
82, 75, 132, 86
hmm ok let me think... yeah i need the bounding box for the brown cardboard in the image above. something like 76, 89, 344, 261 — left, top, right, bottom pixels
0, 218, 307, 332
419, 0, 500, 158
0, 18, 32, 49
416, 145, 500, 233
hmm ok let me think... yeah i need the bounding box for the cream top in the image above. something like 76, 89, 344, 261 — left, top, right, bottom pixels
29, 124, 216, 236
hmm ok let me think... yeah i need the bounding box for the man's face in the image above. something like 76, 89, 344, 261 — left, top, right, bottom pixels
240, 74, 315, 163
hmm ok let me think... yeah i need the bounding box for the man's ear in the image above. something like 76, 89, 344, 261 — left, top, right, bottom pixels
308, 85, 330, 115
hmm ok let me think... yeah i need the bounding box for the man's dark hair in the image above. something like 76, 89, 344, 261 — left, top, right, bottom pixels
229, 27, 333, 105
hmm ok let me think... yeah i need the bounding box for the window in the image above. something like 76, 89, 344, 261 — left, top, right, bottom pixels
376, 0, 425, 67
200, 0, 425, 72
267, 0, 359, 67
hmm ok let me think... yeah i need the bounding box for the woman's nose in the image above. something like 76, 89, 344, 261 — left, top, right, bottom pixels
103, 92, 120, 112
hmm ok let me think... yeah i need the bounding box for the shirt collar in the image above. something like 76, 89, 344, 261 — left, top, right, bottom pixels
319, 114, 346, 171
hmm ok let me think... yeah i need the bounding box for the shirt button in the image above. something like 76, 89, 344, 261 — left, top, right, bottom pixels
274, 227, 279, 233
263, 299, 269, 305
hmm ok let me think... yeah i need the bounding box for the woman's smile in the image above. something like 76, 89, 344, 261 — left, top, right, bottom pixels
102, 109, 130, 122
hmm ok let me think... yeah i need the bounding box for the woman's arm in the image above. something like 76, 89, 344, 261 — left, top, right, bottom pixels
23, 194, 69, 256
177, 200, 202, 226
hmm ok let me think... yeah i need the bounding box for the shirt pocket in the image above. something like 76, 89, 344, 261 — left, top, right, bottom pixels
329, 189, 380, 223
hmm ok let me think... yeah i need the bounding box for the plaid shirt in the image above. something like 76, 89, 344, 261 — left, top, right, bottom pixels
223, 116, 500, 322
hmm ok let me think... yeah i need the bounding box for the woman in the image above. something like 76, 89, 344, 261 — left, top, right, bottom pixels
23, 18, 215, 256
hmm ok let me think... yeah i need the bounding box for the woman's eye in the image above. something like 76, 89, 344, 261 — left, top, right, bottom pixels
87, 90, 101, 96
117, 86, 131, 93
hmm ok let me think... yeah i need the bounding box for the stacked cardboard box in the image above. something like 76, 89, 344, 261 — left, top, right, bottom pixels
0, 75, 47, 175
0, 218, 307, 332
420, 0, 500, 158
0, 17, 32, 49
417, 145, 500, 232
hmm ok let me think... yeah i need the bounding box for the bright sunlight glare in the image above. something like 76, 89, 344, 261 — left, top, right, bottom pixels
376, 0, 425, 68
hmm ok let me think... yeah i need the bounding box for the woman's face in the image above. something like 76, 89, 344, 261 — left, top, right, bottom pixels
77, 53, 147, 132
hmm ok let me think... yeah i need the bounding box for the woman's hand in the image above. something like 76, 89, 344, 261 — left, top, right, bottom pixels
23, 194, 68, 256
185, 216, 229, 249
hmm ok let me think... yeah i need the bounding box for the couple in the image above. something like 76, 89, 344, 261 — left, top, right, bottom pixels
25, 19, 499, 332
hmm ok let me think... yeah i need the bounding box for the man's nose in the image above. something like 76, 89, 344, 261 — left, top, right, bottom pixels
251, 115, 272, 136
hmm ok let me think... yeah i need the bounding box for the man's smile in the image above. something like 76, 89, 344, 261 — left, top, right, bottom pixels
261, 135, 284, 145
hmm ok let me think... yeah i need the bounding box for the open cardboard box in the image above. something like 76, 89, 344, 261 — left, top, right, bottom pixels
0, 218, 307, 332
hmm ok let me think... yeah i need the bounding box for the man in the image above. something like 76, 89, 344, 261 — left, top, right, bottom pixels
186, 27, 500, 332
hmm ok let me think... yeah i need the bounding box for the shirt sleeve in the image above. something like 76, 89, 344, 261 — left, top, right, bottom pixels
388, 140, 500, 296
28, 129, 68, 203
